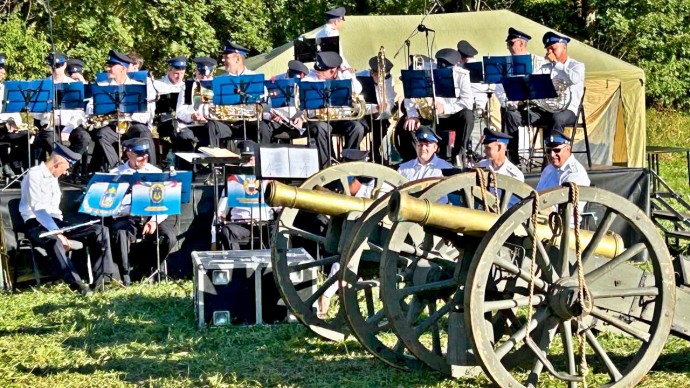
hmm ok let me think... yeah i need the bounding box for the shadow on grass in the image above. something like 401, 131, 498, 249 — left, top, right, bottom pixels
29, 291, 455, 386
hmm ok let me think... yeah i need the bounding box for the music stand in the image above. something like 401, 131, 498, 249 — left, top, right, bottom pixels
212, 74, 265, 141
501, 74, 558, 165
293, 36, 340, 63
401, 69, 445, 127
264, 78, 305, 139
90, 83, 147, 160
154, 92, 179, 130
3, 79, 54, 168
299, 80, 352, 166
465, 62, 484, 84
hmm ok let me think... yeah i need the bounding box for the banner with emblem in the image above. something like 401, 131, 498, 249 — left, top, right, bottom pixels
79, 181, 130, 217
130, 180, 182, 216
225, 174, 268, 208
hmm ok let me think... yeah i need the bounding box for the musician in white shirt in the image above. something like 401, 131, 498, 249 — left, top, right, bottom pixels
0, 53, 27, 177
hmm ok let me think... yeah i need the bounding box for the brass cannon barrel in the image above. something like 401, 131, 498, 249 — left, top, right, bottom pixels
266, 181, 375, 217
389, 191, 625, 259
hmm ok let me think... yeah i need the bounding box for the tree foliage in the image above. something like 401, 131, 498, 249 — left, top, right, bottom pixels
0, 0, 688, 108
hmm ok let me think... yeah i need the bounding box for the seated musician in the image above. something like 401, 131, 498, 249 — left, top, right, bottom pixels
212, 140, 276, 250
501, 31, 585, 165
155, 57, 187, 152
88, 50, 156, 172
0, 53, 27, 178
457, 40, 489, 125
401, 48, 474, 164
478, 128, 524, 182
64, 58, 92, 182
265, 60, 308, 141
159, 56, 186, 91
108, 138, 177, 286
220, 41, 272, 144
315, 6, 352, 70
398, 126, 452, 181
302, 51, 365, 168
355, 55, 396, 164
33, 52, 88, 168
175, 57, 234, 152
19, 144, 120, 295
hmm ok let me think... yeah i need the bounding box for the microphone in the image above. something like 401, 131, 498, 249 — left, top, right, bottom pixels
433, 0, 445, 12
417, 24, 435, 33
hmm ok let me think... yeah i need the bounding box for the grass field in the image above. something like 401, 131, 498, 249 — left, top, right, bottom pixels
2, 109, 690, 387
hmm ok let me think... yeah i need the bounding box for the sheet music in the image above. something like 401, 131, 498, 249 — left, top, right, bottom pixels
288, 147, 319, 178
259, 147, 290, 178
175, 152, 206, 163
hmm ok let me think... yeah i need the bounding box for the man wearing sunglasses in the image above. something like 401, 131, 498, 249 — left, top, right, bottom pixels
19, 144, 120, 295
536, 129, 590, 193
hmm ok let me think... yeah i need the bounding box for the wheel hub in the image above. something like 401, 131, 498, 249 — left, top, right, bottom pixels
548, 278, 584, 319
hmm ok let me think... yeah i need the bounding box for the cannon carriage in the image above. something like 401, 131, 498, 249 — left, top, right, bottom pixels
267, 162, 690, 387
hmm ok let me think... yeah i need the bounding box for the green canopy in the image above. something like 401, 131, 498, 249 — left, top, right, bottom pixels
248, 10, 646, 167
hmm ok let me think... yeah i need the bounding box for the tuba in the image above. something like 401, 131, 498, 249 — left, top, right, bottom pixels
533, 78, 572, 113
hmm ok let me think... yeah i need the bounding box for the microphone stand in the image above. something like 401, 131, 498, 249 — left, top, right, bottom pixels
392, 1, 442, 63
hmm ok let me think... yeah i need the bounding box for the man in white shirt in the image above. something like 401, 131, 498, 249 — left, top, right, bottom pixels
536, 129, 590, 191
108, 138, 177, 285
20, 144, 119, 295
221, 41, 272, 144
34, 52, 89, 166
356, 55, 396, 164
63, 58, 92, 182
214, 140, 275, 250
478, 128, 524, 181
159, 56, 186, 91
0, 53, 27, 178
315, 6, 351, 70
401, 48, 474, 163
398, 126, 453, 181
302, 51, 365, 167
503, 31, 585, 164
88, 50, 155, 172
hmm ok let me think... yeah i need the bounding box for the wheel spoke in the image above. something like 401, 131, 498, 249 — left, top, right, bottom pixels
280, 225, 327, 245
395, 278, 458, 299
585, 243, 647, 284
585, 328, 624, 382
559, 203, 573, 277
500, 190, 514, 214
495, 307, 550, 360
414, 300, 454, 335
428, 302, 443, 356
589, 306, 651, 342
590, 286, 659, 299
482, 294, 546, 313
494, 258, 548, 291
560, 321, 577, 387
581, 209, 617, 265
305, 274, 339, 307
367, 241, 384, 253
289, 255, 339, 272
526, 222, 559, 283
340, 176, 351, 196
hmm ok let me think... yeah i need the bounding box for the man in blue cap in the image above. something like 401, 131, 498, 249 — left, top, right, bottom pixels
0, 53, 28, 178
316, 6, 351, 70
174, 56, 234, 154
355, 54, 396, 164
397, 126, 452, 181
502, 31, 585, 165
536, 129, 589, 191
219, 41, 272, 144
19, 144, 120, 295
160, 56, 187, 91
477, 128, 524, 182
33, 52, 89, 172
265, 60, 309, 141
301, 51, 365, 167
402, 48, 473, 164
88, 49, 156, 172
66, 59, 87, 83
108, 137, 177, 285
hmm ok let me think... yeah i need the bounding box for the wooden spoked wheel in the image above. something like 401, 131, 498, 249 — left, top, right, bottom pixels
272, 162, 407, 341
465, 186, 675, 387
379, 172, 535, 376
339, 178, 441, 370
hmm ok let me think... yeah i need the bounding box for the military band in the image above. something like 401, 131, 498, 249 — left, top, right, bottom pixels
0, 17, 593, 295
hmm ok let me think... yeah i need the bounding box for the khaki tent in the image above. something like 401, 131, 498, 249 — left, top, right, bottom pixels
247, 10, 646, 167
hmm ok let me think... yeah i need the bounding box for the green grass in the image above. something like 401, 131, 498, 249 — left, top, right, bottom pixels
647, 108, 690, 198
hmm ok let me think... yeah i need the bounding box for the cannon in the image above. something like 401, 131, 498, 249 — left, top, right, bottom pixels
268, 162, 407, 340
267, 162, 690, 386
